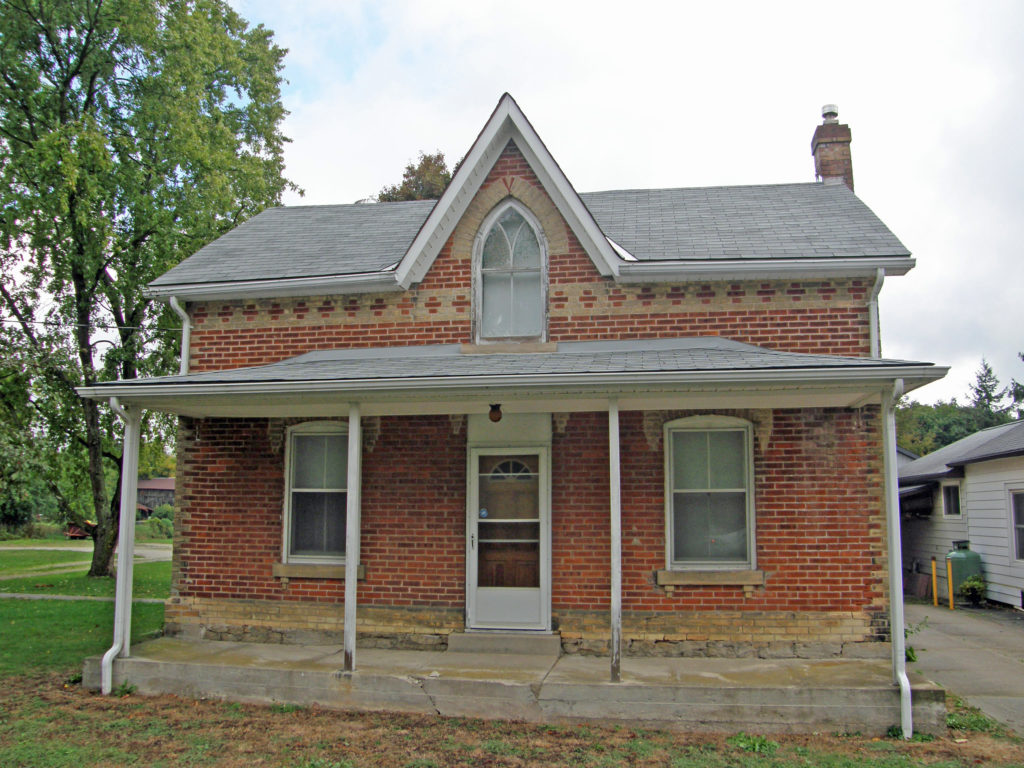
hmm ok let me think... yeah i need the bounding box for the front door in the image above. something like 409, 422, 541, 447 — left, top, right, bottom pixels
467, 448, 550, 630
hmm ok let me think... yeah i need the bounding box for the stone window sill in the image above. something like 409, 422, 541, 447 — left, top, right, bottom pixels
272, 563, 365, 580
655, 569, 765, 596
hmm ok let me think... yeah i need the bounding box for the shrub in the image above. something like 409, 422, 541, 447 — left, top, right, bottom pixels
958, 574, 987, 606
152, 504, 174, 521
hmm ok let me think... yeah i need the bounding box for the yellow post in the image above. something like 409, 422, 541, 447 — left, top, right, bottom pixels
931, 557, 938, 607
946, 557, 955, 610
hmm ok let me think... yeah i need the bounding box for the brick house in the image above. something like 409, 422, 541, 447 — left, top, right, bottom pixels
82, 96, 944, 717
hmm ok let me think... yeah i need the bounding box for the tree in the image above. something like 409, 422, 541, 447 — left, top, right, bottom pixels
1010, 352, 1024, 418
0, 0, 296, 575
377, 150, 453, 202
969, 359, 1008, 417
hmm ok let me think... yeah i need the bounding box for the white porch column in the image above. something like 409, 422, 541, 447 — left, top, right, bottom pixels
101, 399, 142, 694
608, 399, 622, 682
883, 379, 913, 738
343, 403, 363, 672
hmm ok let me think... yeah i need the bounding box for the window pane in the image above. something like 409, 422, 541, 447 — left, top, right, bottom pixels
513, 224, 541, 268
482, 226, 510, 269
944, 485, 961, 515
292, 435, 325, 488
481, 273, 512, 337
709, 431, 745, 488
322, 434, 348, 489
290, 491, 346, 556
708, 493, 747, 559
673, 492, 710, 560
498, 207, 525, 235
511, 271, 542, 337
672, 432, 708, 490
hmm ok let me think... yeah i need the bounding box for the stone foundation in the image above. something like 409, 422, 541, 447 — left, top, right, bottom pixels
165, 597, 889, 659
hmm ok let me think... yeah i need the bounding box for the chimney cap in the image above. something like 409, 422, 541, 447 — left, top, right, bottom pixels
821, 104, 839, 124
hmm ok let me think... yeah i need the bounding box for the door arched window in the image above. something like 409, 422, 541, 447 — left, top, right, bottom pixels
476, 202, 546, 341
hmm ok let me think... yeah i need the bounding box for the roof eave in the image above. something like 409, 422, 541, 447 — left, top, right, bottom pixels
146, 272, 403, 302
948, 448, 1024, 468
78, 363, 946, 403
616, 256, 915, 283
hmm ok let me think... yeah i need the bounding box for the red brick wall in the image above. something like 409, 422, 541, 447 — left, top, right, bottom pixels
174, 415, 465, 608
175, 408, 885, 621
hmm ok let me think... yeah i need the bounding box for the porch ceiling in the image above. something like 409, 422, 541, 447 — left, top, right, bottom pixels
77, 337, 946, 418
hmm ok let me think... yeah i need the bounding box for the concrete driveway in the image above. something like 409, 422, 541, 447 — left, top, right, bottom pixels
905, 600, 1024, 735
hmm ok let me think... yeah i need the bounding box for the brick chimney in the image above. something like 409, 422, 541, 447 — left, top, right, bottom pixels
811, 104, 853, 191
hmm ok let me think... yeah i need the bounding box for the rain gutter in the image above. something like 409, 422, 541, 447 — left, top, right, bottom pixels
869, 268, 884, 357
168, 297, 190, 375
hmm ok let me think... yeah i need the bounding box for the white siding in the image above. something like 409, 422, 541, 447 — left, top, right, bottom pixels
901, 485, 969, 601
964, 456, 1024, 607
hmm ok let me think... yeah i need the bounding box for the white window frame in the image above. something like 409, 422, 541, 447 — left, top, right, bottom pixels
473, 199, 548, 343
663, 415, 756, 571
1009, 486, 1024, 562
282, 421, 348, 564
941, 481, 963, 517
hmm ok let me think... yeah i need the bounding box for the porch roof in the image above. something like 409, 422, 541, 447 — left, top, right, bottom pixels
79, 337, 945, 418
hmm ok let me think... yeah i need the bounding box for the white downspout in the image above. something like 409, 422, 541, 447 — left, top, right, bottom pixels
608, 398, 622, 682
101, 397, 142, 695
882, 378, 912, 738
868, 268, 884, 358
342, 403, 362, 672
169, 296, 191, 375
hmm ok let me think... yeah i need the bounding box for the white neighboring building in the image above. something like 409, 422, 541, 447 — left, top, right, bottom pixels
899, 420, 1024, 607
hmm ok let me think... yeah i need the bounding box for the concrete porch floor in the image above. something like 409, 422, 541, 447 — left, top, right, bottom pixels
84, 637, 946, 734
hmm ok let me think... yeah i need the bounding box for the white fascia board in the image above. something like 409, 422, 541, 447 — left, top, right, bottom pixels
77, 363, 946, 404
146, 271, 402, 302
615, 256, 915, 283
394, 94, 622, 288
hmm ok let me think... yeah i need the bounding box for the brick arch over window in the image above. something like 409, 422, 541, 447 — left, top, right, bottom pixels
473, 199, 549, 342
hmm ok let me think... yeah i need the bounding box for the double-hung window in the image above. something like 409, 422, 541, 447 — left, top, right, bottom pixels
476, 202, 546, 341
942, 482, 962, 517
665, 416, 755, 569
285, 423, 348, 562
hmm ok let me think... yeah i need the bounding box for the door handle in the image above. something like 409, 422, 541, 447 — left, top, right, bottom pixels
471, 533, 476, 549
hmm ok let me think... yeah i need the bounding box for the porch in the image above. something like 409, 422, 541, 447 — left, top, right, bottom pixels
84, 635, 945, 734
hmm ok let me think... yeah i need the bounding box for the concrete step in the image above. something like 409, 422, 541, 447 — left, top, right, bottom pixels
446, 632, 561, 656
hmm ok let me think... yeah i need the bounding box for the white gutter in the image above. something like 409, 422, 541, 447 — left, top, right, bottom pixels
101, 398, 142, 695
616, 257, 914, 282
76, 364, 948, 402
147, 271, 401, 302
169, 297, 190, 376
868, 268, 884, 358
883, 378, 913, 738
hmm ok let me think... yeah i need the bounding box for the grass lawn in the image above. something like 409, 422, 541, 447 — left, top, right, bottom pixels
0, 549, 92, 574
0, 560, 172, 599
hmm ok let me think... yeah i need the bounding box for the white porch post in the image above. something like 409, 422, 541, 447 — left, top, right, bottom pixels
883, 379, 913, 738
101, 399, 142, 694
608, 399, 622, 682
343, 403, 363, 672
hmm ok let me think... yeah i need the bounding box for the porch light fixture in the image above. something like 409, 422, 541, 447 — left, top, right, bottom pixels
489, 404, 502, 422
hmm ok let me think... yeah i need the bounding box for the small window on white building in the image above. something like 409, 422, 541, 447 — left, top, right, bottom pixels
1012, 491, 1024, 561
665, 416, 755, 570
942, 483, 962, 517
476, 202, 546, 341
285, 422, 348, 562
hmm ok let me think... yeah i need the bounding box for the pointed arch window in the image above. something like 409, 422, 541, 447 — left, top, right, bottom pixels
476, 202, 546, 341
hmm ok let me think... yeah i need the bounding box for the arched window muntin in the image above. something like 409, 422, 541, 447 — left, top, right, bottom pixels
473, 199, 548, 342
663, 415, 756, 570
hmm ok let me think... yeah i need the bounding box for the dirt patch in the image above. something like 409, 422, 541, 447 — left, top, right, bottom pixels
3, 673, 1023, 767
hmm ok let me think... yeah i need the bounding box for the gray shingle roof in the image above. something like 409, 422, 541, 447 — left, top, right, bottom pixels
898, 420, 1024, 483
119, 337, 928, 388
150, 183, 907, 288
580, 183, 908, 261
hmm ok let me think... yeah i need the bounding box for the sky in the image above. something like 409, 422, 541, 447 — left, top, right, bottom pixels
232, 0, 1024, 405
